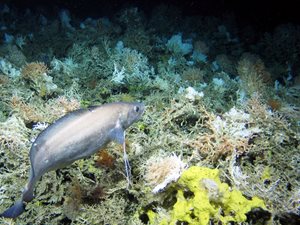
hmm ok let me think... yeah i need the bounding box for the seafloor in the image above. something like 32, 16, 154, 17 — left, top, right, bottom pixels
0, 1, 299, 224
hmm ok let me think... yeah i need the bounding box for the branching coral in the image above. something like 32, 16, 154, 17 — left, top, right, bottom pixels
49, 96, 81, 115
111, 46, 154, 86
181, 67, 205, 83
10, 95, 44, 123
10, 95, 80, 124
94, 149, 116, 168
237, 53, 272, 98
21, 62, 49, 80
63, 178, 107, 220
187, 107, 260, 162
21, 62, 57, 97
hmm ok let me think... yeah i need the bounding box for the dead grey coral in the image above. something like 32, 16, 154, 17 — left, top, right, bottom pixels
0, 115, 29, 151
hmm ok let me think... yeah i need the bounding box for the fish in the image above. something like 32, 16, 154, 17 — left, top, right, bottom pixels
0, 101, 144, 218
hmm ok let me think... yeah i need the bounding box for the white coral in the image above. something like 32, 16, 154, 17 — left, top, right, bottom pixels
144, 154, 187, 193
212, 107, 261, 139
0, 58, 21, 78
166, 33, 193, 55
182, 86, 204, 102
50, 57, 78, 75
111, 45, 154, 85
111, 63, 126, 84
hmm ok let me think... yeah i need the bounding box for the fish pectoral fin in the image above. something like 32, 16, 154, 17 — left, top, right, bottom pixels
110, 127, 125, 144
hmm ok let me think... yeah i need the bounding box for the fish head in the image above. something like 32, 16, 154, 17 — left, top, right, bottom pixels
119, 102, 145, 129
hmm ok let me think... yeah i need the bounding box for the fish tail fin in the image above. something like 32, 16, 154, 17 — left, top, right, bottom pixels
0, 200, 25, 218
1, 170, 36, 218
0, 186, 34, 218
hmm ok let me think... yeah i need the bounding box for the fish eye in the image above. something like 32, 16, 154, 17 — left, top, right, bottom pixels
134, 106, 140, 112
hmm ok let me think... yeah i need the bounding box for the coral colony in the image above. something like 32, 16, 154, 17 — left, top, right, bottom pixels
0, 0, 299, 224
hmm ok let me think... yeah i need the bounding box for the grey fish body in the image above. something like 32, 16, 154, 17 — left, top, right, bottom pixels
1, 102, 144, 218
